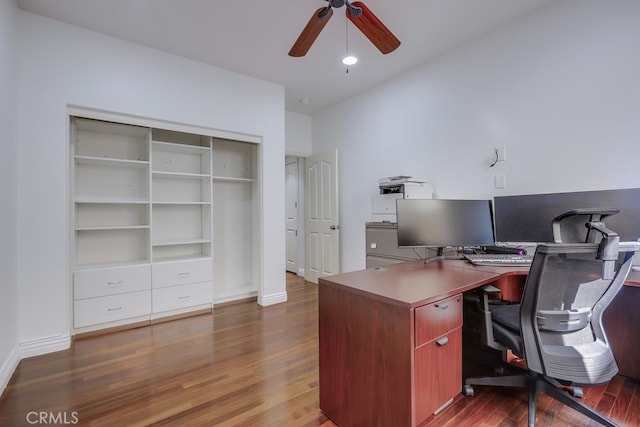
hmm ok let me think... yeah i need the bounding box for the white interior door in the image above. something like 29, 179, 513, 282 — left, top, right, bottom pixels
305, 150, 340, 284
285, 159, 299, 273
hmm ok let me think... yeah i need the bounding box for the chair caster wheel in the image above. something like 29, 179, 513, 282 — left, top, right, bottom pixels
463, 384, 474, 396
571, 387, 584, 398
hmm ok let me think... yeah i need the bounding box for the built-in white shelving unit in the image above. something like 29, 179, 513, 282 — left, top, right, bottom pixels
72, 118, 266, 333
151, 129, 212, 263
73, 119, 151, 270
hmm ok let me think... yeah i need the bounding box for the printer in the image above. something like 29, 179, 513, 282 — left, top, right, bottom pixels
372, 176, 433, 222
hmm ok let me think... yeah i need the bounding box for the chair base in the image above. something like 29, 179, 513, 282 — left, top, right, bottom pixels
464, 372, 617, 427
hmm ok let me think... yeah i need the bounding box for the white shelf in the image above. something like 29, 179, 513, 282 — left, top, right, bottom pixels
152, 201, 211, 205
75, 118, 149, 162
75, 227, 149, 266
212, 138, 255, 181
152, 253, 212, 263
76, 225, 150, 231
75, 259, 151, 271
152, 140, 211, 155
75, 155, 149, 168
212, 176, 256, 183
152, 171, 210, 179
75, 199, 149, 204
152, 238, 212, 247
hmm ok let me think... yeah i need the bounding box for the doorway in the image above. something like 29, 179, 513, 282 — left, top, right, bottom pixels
285, 156, 304, 276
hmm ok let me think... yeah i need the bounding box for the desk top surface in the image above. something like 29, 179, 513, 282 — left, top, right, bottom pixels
319, 259, 640, 308
319, 259, 528, 308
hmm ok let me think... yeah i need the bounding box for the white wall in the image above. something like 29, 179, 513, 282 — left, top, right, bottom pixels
285, 110, 312, 157
16, 12, 286, 351
312, 0, 640, 273
0, 0, 20, 394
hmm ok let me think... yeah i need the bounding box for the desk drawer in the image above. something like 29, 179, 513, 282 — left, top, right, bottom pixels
415, 294, 462, 347
415, 327, 462, 420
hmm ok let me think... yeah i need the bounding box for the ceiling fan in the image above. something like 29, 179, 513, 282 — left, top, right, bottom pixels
289, 0, 400, 57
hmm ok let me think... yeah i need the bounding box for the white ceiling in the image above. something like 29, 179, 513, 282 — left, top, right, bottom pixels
17, 0, 555, 115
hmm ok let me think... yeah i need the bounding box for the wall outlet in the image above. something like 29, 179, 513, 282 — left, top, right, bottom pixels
495, 174, 506, 189
496, 146, 507, 162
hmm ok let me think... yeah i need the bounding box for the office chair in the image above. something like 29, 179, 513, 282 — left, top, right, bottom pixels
552, 207, 619, 244
463, 228, 637, 427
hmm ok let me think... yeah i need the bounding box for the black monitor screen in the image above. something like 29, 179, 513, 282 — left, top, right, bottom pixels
396, 199, 495, 248
494, 188, 640, 243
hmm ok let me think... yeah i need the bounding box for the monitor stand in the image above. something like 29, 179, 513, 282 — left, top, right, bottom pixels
424, 247, 465, 264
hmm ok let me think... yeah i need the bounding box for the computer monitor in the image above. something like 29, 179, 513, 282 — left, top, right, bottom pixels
396, 199, 495, 252
494, 188, 640, 243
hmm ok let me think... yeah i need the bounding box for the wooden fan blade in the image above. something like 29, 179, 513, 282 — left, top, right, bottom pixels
347, 1, 400, 54
289, 7, 334, 57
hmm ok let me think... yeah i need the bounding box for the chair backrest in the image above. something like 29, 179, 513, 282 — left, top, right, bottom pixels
552, 208, 619, 243
519, 242, 634, 385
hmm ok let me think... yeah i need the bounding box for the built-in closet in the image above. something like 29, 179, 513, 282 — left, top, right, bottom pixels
70, 117, 259, 333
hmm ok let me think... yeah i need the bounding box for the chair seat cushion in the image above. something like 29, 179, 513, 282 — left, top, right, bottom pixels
490, 303, 523, 356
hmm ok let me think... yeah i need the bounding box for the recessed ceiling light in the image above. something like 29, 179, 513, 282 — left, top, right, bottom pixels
342, 56, 358, 66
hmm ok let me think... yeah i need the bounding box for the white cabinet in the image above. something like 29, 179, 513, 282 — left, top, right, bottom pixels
151, 260, 213, 315
71, 118, 260, 332
73, 265, 152, 328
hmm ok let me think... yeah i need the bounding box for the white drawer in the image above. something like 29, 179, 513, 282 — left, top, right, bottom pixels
74, 290, 151, 328
152, 281, 213, 313
74, 264, 151, 300
152, 258, 212, 289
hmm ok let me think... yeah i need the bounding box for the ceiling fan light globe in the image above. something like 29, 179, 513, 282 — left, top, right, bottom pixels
342, 56, 358, 65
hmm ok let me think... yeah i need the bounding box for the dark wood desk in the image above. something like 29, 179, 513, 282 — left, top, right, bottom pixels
318, 260, 640, 427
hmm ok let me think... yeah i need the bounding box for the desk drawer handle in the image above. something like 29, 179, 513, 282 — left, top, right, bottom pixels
178, 272, 191, 276
435, 302, 449, 310
436, 336, 449, 346
107, 306, 123, 312
107, 280, 123, 286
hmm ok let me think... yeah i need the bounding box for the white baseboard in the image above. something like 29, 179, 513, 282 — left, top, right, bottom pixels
0, 345, 20, 397
20, 334, 71, 359
258, 291, 288, 306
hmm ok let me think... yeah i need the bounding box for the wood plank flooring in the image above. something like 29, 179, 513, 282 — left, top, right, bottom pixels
1, 273, 638, 426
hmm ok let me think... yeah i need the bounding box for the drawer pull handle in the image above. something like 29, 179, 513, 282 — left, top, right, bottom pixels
435, 302, 449, 310
436, 336, 449, 346
107, 306, 123, 312
107, 280, 123, 286
178, 295, 191, 300
178, 272, 191, 276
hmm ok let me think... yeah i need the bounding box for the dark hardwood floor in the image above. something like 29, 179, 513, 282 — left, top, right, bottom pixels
1, 273, 638, 426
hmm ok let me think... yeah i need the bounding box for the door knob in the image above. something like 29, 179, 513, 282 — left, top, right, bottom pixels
330, 225, 340, 230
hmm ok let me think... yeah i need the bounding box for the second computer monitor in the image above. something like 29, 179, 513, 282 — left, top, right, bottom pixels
396, 199, 495, 249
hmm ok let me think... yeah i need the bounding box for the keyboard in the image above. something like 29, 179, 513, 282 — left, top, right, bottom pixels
464, 253, 533, 266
